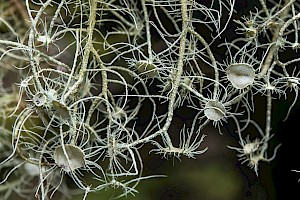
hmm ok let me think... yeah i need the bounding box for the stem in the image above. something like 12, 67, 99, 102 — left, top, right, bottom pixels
259, 0, 294, 77
161, 0, 189, 148
292, 4, 298, 44
124, 0, 189, 149
48, 0, 65, 36
258, 0, 270, 17
142, 0, 153, 62
180, 82, 209, 102
263, 0, 296, 27
265, 90, 272, 138
26, 0, 53, 92
64, 0, 97, 99
260, 89, 272, 155
90, 46, 113, 139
